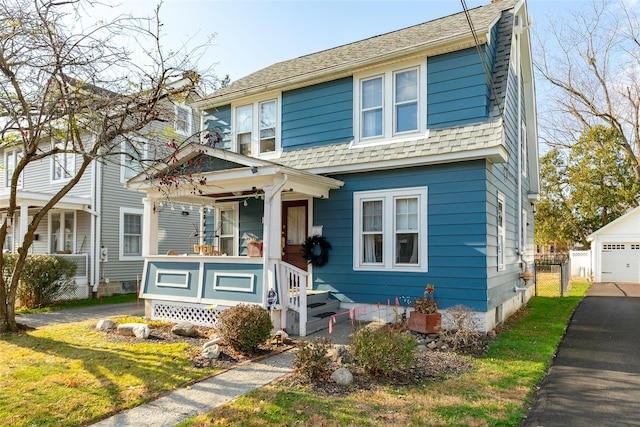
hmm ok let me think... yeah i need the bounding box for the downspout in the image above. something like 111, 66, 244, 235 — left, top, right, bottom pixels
89, 156, 96, 295
262, 174, 288, 308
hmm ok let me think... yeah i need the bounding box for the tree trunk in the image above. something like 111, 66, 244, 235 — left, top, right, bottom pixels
1, 296, 18, 333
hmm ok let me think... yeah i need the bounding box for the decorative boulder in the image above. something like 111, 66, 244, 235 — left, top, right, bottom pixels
203, 337, 222, 349
331, 367, 353, 386
330, 345, 354, 364
171, 322, 199, 337
96, 319, 117, 331
202, 344, 221, 360
117, 323, 151, 339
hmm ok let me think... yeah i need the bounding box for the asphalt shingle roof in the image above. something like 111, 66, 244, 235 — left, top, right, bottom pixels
201, 0, 518, 104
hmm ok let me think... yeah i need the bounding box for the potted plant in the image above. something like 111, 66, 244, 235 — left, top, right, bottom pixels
408, 284, 441, 334
242, 233, 263, 257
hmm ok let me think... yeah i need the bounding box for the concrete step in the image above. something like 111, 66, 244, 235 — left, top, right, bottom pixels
305, 290, 331, 305
305, 310, 350, 335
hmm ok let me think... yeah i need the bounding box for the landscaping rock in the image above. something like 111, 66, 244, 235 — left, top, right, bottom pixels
330, 345, 354, 364
117, 323, 150, 339
203, 337, 222, 349
171, 322, 199, 337
202, 344, 221, 360
331, 367, 353, 386
96, 319, 116, 331
427, 341, 438, 350
416, 344, 428, 352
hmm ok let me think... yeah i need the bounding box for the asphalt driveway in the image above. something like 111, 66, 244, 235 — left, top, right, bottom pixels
522, 282, 640, 426
16, 302, 143, 328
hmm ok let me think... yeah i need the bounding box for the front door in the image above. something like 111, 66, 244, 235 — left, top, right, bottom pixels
282, 200, 308, 271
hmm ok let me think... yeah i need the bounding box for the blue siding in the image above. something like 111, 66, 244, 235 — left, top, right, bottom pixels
314, 162, 489, 311
427, 47, 492, 128
204, 105, 232, 149
281, 78, 353, 150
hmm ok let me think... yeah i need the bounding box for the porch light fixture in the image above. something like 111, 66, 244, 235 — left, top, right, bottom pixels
251, 166, 258, 174
243, 199, 248, 207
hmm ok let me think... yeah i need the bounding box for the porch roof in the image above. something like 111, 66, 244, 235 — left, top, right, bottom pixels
125, 143, 344, 203
0, 190, 91, 211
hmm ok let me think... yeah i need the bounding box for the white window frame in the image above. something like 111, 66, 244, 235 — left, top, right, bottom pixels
353, 187, 428, 272
119, 207, 143, 261
48, 210, 76, 254
353, 61, 426, 145
521, 121, 527, 178
497, 192, 506, 271
120, 138, 148, 182
232, 95, 281, 158
215, 202, 239, 256
51, 141, 76, 183
174, 103, 192, 136
2, 214, 14, 253
4, 149, 23, 188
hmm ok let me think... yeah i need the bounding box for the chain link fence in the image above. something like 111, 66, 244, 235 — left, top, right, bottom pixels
534, 254, 571, 297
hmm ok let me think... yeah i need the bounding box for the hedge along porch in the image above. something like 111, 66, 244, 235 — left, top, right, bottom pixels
125, 143, 343, 335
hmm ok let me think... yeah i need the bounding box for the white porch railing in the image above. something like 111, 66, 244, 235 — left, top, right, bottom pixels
279, 261, 309, 336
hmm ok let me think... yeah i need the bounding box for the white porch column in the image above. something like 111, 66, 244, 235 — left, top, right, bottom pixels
142, 197, 159, 256
18, 204, 28, 249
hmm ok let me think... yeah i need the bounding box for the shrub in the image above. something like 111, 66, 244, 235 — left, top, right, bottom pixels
216, 304, 273, 354
441, 305, 484, 352
294, 337, 332, 380
3, 254, 77, 309
349, 326, 416, 376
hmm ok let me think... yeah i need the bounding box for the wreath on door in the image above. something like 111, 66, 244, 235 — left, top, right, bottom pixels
301, 235, 332, 267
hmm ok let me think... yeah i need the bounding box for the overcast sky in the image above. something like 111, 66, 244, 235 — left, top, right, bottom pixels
88, 0, 594, 84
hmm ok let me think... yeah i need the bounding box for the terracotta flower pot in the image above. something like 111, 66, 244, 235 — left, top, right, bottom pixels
408, 311, 441, 334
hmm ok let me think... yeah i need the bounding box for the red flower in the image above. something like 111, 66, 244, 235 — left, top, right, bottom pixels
426, 284, 434, 294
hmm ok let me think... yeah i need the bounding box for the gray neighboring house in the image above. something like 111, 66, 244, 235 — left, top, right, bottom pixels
0, 102, 199, 299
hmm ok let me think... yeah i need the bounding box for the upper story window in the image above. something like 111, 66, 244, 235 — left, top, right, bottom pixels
233, 97, 280, 157
51, 141, 75, 182
353, 187, 428, 272
121, 139, 148, 182
174, 104, 192, 136
4, 149, 23, 188
355, 62, 425, 144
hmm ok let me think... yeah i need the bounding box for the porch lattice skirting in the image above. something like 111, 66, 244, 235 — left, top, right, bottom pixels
150, 300, 226, 326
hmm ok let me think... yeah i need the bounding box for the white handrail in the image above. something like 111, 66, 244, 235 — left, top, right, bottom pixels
279, 261, 309, 336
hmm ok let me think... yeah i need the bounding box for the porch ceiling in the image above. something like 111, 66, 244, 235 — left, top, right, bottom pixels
0, 190, 91, 211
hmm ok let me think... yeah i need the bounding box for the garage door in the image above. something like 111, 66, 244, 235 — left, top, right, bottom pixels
601, 243, 640, 283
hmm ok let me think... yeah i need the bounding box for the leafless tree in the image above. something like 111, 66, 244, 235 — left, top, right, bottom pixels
535, 0, 640, 181
0, 0, 211, 332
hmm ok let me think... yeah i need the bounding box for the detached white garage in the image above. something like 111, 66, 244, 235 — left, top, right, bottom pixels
588, 206, 640, 283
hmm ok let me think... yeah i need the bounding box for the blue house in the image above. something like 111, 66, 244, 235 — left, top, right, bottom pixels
128, 0, 539, 335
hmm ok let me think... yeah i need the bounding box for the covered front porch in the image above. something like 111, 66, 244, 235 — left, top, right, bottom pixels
128, 144, 343, 335
0, 190, 95, 299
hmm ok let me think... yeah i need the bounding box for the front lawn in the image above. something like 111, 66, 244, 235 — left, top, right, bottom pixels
0, 319, 218, 426
180, 282, 590, 426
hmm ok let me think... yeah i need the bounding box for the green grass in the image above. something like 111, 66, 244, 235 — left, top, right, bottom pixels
15, 293, 139, 315
0, 319, 217, 426
180, 281, 590, 427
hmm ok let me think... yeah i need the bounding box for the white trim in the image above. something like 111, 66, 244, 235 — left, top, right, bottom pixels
497, 192, 506, 271
353, 187, 428, 272
231, 95, 282, 158
353, 59, 426, 146
156, 270, 190, 288
120, 138, 148, 183
119, 207, 144, 261
213, 272, 255, 293
174, 103, 193, 136
4, 149, 23, 188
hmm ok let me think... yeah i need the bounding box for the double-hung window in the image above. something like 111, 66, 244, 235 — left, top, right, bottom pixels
234, 98, 280, 156
354, 187, 428, 271
50, 211, 75, 253
497, 192, 506, 271
215, 203, 238, 256
120, 207, 143, 260
174, 104, 192, 136
51, 141, 75, 182
4, 149, 23, 188
356, 63, 424, 144
121, 139, 148, 182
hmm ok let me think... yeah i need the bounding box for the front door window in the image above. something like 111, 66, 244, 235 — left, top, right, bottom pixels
50, 211, 74, 253
282, 200, 308, 271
